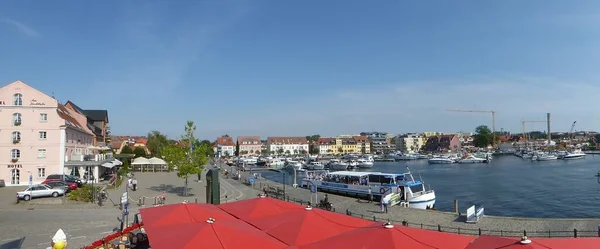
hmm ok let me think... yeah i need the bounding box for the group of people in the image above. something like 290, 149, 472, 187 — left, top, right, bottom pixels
127, 175, 138, 191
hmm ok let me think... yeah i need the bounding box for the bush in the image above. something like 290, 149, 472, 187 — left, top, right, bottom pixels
68, 184, 102, 202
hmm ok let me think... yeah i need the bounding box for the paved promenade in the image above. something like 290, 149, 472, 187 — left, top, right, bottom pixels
220, 162, 600, 238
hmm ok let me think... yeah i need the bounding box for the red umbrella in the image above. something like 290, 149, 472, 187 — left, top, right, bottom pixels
465, 236, 547, 249
531, 237, 600, 249
140, 203, 236, 228
300, 222, 458, 249
145, 218, 288, 249
248, 206, 376, 246
399, 225, 475, 249
219, 196, 304, 220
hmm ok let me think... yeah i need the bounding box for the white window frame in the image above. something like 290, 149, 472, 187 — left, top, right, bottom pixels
38, 168, 46, 178
13, 93, 22, 106
38, 149, 46, 158
12, 113, 22, 126
39, 131, 47, 140
11, 149, 20, 159
40, 113, 48, 122
12, 131, 21, 141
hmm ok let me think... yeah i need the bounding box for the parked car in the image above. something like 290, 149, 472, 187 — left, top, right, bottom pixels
44, 181, 75, 192
0, 179, 5, 187
17, 184, 65, 201
45, 174, 83, 187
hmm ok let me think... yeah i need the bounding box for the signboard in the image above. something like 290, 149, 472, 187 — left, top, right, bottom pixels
388, 193, 401, 206
123, 203, 129, 216
249, 177, 255, 185
310, 184, 317, 193
7, 164, 22, 168
121, 192, 128, 204
30, 99, 46, 106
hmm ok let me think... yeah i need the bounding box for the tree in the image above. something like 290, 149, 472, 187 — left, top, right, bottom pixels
147, 131, 169, 157
133, 147, 147, 157
261, 149, 268, 155
473, 125, 493, 148
120, 146, 133, 154
224, 151, 231, 157
311, 147, 320, 154
277, 148, 284, 155
294, 149, 299, 154
285, 150, 291, 154
161, 121, 207, 196
305, 134, 321, 141
337, 147, 343, 153
250, 150, 255, 154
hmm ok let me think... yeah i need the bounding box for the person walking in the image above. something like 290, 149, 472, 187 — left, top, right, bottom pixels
368, 187, 373, 203
382, 194, 391, 213
132, 178, 138, 191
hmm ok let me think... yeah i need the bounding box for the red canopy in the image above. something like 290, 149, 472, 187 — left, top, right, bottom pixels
300, 223, 467, 249
399, 225, 475, 249
219, 197, 304, 220
145, 218, 288, 249
140, 203, 236, 228
529, 237, 600, 249
248, 206, 376, 246
465, 236, 547, 249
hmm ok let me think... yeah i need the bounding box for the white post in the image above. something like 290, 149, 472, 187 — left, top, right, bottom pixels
59, 126, 66, 175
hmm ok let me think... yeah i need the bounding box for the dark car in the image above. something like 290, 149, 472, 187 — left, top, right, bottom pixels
45, 174, 82, 187
44, 180, 76, 192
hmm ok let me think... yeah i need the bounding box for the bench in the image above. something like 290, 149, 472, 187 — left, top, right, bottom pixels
466, 205, 484, 223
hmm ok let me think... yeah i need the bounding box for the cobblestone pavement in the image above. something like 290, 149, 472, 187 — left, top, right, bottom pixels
220, 162, 600, 238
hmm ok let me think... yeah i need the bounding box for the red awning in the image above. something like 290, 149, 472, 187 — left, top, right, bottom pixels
529, 237, 600, 249
219, 197, 304, 220
465, 236, 547, 249
399, 225, 475, 249
145, 218, 288, 249
247, 206, 376, 246
140, 203, 236, 228
300, 223, 467, 249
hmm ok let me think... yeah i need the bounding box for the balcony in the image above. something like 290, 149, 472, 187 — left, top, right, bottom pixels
14, 120, 21, 126
66, 153, 113, 162
12, 139, 20, 144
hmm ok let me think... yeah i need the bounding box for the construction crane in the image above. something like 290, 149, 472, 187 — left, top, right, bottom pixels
569, 121, 577, 141
446, 109, 496, 145
521, 120, 546, 142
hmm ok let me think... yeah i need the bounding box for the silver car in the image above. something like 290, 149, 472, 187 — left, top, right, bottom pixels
17, 184, 65, 201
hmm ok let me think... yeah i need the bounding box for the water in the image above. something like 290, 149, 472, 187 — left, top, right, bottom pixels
258, 155, 600, 218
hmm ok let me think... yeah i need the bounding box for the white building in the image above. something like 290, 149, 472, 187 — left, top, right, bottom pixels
317, 137, 336, 155
267, 137, 309, 155
395, 133, 426, 152
213, 136, 236, 157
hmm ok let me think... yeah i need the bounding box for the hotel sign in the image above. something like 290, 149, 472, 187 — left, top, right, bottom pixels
30, 99, 46, 106
7, 164, 22, 168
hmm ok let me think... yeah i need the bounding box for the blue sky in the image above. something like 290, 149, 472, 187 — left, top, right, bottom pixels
1, 1, 600, 139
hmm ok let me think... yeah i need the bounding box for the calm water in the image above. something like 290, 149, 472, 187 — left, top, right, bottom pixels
259, 155, 600, 218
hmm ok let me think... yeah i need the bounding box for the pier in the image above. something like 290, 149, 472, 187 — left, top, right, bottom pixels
220, 162, 600, 238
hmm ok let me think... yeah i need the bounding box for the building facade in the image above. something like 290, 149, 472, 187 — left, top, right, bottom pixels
214, 136, 236, 157
0, 81, 111, 186
64, 101, 110, 146
237, 136, 262, 155
360, 131, 392, 154
395, 133, 426, 152
267, 137, 309, 155
423, 135, 462, 152
317, 137, 336, 155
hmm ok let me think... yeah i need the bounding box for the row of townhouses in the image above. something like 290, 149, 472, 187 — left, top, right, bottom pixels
1, 81, 112, 186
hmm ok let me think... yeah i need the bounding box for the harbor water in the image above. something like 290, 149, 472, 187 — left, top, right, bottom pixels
258, 155, 600, 218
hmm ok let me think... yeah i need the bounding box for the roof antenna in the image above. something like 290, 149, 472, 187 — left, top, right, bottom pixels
52, 92, 56, 99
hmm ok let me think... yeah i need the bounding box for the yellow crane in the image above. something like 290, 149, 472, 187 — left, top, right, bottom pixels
446, 109, 496, 145
521, 120, 546, 142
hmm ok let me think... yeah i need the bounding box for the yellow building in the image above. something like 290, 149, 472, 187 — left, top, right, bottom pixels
333, 136, 371, 154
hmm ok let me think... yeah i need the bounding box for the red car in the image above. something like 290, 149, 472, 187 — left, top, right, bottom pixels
42, 179, 77, 191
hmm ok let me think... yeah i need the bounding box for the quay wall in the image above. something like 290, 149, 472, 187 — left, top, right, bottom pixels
220, 163, 600, 238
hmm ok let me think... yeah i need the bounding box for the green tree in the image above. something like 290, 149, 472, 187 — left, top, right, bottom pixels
261, 149, 268, 155
147, 131, 169, 157
305, 134, 321, 141
200, 140, 212, 147
133, 147, 147, 158
473, 125, 493, 148
277, 148, 284, 155
224, 151, 231, 157
337, 147, 343, 153
285, 150, 291, 154
311, 147, 320, 154
120, 146, 133, 154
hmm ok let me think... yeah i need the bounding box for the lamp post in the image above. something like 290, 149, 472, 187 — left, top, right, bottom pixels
282, 171, 286, 200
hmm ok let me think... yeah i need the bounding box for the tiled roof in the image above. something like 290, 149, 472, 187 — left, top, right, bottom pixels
216, 136, 236, 146
267, 137, 308, 145
83, 110, 109, 123
353, 136, 370, 143
237, 136, 261, 143
317, 137, 336, 145
57, 104, 91, 134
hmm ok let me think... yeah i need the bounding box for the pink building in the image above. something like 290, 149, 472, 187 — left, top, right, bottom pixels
237, 136, 262, 155
0, 81, 112, 186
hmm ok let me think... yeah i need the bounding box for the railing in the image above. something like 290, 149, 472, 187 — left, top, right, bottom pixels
66, 153, 113, 162
260, 185, 599, 238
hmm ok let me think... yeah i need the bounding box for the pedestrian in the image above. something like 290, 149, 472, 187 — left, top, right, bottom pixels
127, 178, 133, 190
161, 192, 166, 205
132, 178, 138, 191
368, 187, 373, 203
380, 198, 385, 212
383, 194, 391, 213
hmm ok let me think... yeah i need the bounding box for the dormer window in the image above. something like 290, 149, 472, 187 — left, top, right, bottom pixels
13, 93, 22, 106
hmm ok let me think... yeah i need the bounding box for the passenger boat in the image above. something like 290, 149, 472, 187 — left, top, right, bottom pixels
301, 167, 436, 209
427, 156, 455, 164
356, 157, 374, 168
457, 155, 488, 164
285, 160, 304, 171
306, 161, 325, 170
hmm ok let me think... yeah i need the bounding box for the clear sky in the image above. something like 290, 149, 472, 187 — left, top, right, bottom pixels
1, 0, 600, 139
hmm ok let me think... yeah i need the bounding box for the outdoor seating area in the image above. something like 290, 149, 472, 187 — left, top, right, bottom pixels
80, 197, 600, 249
130, 157, 168, 172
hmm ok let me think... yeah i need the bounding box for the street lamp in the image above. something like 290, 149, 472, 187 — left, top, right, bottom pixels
282, 171, 286, 200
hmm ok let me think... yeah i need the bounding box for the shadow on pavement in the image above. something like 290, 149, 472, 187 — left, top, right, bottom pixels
147, 184, 195, 197
0, 237, 25, 249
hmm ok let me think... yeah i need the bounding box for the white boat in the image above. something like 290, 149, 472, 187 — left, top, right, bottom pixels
285, 160, 304, 171
347, 160, 358, 169
301, 168, 436, 210
268, 158, 286, 167
533, 153, 558, 161
428, 157, 455, 164
397, 152, 419, 160
328, 159, 349, 170
306, 161, 325, 170
357, 156, 374, 168
562, 151, 586, 160
458, 155, 488, 164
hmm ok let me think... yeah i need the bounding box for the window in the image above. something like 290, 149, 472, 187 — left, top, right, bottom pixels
11, 131, 21, 142
38, 149, 46, 158
39, 131, 47, 140
38, 168, 46, 178
11, 149, 20, 160
40, 113, 47, 122
12, 113, 22, 126
13, 93, 22, 106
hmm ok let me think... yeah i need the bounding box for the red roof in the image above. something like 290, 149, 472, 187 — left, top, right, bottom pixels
268, 137, 308, 145
216, 136, 236, 146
